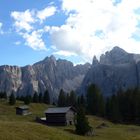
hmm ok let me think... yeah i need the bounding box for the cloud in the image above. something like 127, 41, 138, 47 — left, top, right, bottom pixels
11, 6, 56, 51
50, 25, 82, 54
53, 50, 76, 56
47, 0, 140, 62
14, 41, 21, 45
11, 10, 35, 32
21, 30, 47, 51
10, 0, 140, 62
37, 6, 57, 23
0, 22, 4, 34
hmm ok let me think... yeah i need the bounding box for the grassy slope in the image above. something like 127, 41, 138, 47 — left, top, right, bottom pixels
0, 100, 140, 140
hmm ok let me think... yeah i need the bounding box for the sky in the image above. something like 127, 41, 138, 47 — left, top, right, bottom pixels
1, 0, 140, 66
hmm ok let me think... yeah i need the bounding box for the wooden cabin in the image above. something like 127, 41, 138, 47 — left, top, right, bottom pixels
45, 106, 77, 126
16, 105, 31, 115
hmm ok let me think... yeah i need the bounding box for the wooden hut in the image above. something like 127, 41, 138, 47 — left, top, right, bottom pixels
45, 106, 77, 126
16, 105, 31, 115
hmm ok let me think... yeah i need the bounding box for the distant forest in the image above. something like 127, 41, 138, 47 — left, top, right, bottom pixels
1, 84, 140, 124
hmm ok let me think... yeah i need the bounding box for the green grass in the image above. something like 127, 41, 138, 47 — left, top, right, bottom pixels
0, 100, 140, 140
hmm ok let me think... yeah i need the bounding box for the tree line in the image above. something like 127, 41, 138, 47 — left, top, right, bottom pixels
1, 83, 140, 125
0, 90, 50, 105
57, 84, 140, 125
105, 88, 140, 124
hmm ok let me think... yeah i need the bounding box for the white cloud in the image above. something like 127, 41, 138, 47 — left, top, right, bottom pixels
47, 0, 140, 62
14, 41, 21, 45
11, 6, 56, 51
0, 22, 4, 34
10, 0, 140, 62
53, 50, 76, 56
21, 30, 47, 51
50, 25, 82, 54
11, 10, 35, 32
37, 6, 56, 23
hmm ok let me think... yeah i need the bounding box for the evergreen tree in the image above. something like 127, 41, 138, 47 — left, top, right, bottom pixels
98, 94, 105, 117
9, 92, 16, 105
33, 92, 39, 103
69, 90, 77, 106
86, 84, 105, 116
110, 94, 121, 122
43, 90, 50, 104
58, 89, 66, 107
39, 92, 43, 103
105, 97, 112, 119
66, 93, 70, 106
24, 95, 32, 105
19, 96, 25, 101
75, 106, 91, 135
77, 95, 86, 109
0, 92, 7, 99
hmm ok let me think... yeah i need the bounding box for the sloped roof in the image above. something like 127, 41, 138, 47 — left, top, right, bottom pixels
45, 106, 76, 114
16, 105, 29, 109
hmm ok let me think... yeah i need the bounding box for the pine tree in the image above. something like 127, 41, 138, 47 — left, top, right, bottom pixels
39, 92, 43, 103
69, 90, 77, 106
0, 92, 7, 99
58, 89, 66, 107
3, 92, 7, 99
33, 92, 39, 103
105, 97, 112, 119
77, 95, 86, 109
75, 106, 91, 135
86, 84, 105, 116
24, 95, 32, 105
9, 92, 16, 105
110, 94, 121, 123
43, 90, 50, 104
98, 94, 105, 117
66, 93, 70, 106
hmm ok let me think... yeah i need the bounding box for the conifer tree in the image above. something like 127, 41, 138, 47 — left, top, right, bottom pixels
9, 92, 16, 105
24, 95, 32, 105
58, 89, 66, 107
69, 90, 77, 106
33, 92, 39, 103
39, 92, 43, 103
77, 95, 86, 109
75, 106, 91, 135
43, 90, 50, 104
86, 84, 105, 116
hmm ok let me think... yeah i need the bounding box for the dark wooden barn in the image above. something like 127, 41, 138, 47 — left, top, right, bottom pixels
45, 106, 77, 126
16, 105, 31, 115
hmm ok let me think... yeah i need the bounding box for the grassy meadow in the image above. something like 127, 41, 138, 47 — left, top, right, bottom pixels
0, 100, 140, 140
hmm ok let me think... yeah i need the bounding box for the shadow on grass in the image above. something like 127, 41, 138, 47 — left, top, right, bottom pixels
64, 128, 76, 135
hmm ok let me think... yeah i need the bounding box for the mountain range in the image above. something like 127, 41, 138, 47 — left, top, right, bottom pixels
80, 46, 140, 96
0, 55, 90, 100
1, 46, 140, 99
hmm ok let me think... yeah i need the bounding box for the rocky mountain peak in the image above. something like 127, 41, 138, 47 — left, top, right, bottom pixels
92, 56, 99, 66
110, 46, 127, 54
0, 56, 91, 99
43, 55, 56, 63
100, 46, 135, 65
80, 46, 140, 97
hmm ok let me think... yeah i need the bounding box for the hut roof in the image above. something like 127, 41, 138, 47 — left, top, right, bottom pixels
16, 105, 29, 110
45, 106, 76, 114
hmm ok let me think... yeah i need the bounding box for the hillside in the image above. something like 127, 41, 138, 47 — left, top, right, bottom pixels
0, 100, 140, 140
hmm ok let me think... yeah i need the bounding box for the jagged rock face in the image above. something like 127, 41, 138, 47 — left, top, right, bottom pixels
80, 47, 140, 96
100, 46, 140, 65
0, 56, 90, 99
0, 66, 22, 95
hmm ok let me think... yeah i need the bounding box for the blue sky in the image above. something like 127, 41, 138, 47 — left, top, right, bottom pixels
0, 0, 140, 66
